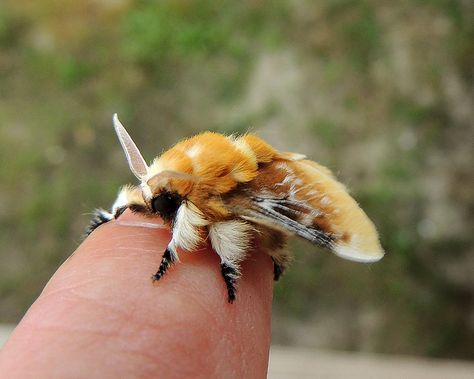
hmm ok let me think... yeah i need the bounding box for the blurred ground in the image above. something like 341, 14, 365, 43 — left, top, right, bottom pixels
268, 345, 474, 379
0, 0, 473, 360
1, 325, 473, 378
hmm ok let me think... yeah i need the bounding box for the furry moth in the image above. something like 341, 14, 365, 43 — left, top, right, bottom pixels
87, 114, 384, 302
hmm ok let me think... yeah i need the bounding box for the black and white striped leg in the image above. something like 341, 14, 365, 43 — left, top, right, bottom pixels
86, 209, 113, 235
86, 206, 128, 235
208, 220, 254, 303
221, 263, 240, 303
152, 246, 178, 282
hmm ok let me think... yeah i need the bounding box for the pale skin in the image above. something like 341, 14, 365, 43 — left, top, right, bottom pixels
0, 211, 273, 378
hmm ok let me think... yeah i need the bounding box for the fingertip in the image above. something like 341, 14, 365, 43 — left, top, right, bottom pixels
82, 211, 274, 376
2, 212, 274, 378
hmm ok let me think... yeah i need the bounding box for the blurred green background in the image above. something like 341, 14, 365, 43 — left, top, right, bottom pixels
0, 0, 472, 359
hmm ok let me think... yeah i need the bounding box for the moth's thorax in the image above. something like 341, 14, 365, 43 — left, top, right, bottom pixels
147, 133, 260, 191
139, 132, 283, 221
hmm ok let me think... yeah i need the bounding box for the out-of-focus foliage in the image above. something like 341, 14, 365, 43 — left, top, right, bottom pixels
0, 0, 472, 359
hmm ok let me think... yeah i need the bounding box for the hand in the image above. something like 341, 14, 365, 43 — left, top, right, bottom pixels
0, 211, 273, 378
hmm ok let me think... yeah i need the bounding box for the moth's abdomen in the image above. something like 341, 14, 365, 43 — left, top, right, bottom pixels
226, 158, 384, 263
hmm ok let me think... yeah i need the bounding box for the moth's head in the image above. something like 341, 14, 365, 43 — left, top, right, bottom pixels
112, 114, 194, 222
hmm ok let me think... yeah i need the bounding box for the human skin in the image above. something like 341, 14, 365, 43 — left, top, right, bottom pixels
0, 211, 273, 378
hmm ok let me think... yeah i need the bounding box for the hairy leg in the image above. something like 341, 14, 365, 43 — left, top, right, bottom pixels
152, 245, 178, 282
272, 258, 284, 281
270, 252, 291, 281
86, 185, 146, 235
220, 263, 239, 303
86, 206, 127, 235
208, 221, 254, 303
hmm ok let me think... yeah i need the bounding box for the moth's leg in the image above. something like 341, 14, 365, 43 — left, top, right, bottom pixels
86, 206, 128, 235
268, 248, 291, 282
151, 202, 206, 282
272, 258, 284, 281
209, 220, 254, 303
258, 227, 290, 281
271, 254, 291, 281
220, 263, 239, 303
152, 243, 179, 282
86, 185, 145, 235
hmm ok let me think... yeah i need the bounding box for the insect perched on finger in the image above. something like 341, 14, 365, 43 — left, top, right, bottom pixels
87, 114, 384, 303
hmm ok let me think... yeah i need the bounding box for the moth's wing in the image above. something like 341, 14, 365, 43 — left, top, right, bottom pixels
228, 159, 384, 262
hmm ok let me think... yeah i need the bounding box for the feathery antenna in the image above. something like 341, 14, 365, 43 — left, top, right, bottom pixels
112, 114, 148, 181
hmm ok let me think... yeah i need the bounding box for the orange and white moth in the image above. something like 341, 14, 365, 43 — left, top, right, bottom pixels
87, 114, 384, 302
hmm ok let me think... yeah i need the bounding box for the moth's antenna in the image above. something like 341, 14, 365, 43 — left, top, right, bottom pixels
112, 113, 149, 181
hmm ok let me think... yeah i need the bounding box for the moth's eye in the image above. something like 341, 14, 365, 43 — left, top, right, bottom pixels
151, 192, 182, 219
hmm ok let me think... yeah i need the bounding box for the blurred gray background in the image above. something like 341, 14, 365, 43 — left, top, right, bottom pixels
0, 0, 472, 361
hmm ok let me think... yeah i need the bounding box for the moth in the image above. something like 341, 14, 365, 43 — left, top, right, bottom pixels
87, 114, 384, 302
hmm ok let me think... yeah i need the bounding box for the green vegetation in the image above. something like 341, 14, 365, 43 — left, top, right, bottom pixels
0, 0, 472, 359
